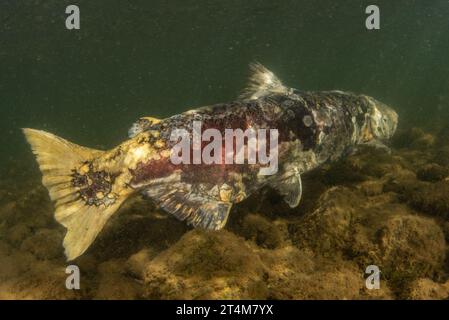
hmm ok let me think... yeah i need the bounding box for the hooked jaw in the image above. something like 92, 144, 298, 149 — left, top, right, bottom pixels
371, 101, 398, 140
361, 97, 398, 143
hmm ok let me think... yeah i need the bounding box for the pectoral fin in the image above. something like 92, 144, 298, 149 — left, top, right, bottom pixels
270, 168, 302, 208
143, 183, 232, 230
128, 116, 162, 138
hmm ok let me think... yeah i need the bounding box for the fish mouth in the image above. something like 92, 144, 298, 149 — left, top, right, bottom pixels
378, 106, 398, 139
365, 96, 398, 141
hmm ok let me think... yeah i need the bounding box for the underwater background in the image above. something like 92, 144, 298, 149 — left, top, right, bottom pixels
1, 0, 449, 299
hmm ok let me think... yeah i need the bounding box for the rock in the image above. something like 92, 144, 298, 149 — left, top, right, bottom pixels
383, 167, 417, 194
360, 281, 394, 300
0, 258, 82, 299
141, 226, 393, 299
409, 128, 436, 149
436, 125, 449, 147
394, 128, 435, 150
322, 157, 367, 186
409, 278, 449, 300
235, 214, 287, 249
143, 230, 269, 299
289, 187, 359, 258
0, 241, 11, 257
376, 215, 446, 298
433, 146, 449, 166
358, 154, 402, 179
357, 180, 384, 196
5, 224, 31, 246
443, 222, 449, 242
289, 182, 446, 298
0, 251, 35, 283
75, 254, 99, 275
20, 229, 64, 260
0, 201, 16, 220
259, 246, 386, 299
90, 209, 187, 261
126, 248, 157, 279
416, 163, 449, 182
377, 215, 445, 275
412, 133, 435, 149
94, 260, 142, 299
407, 181, 449, 219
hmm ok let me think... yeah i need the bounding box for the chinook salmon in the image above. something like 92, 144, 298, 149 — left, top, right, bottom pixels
23, 64, 398, 260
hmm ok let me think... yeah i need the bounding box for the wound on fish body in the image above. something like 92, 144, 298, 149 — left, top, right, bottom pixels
22, 63, 398, 260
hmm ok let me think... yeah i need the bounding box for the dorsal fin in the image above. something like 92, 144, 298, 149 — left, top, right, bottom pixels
239, 62, 290, 100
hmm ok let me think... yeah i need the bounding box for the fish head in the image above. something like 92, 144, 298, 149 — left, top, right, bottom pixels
361, 96, 398, 142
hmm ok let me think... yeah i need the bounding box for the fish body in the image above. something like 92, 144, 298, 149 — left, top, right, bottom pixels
23, 64, 398, 260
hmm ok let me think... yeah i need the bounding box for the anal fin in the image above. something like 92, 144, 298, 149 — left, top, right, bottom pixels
144, 184, 232, 230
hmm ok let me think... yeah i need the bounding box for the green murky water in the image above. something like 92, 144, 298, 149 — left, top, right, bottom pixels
1, 0, 449, 300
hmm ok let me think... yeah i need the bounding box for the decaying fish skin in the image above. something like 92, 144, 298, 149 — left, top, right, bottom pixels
22, 63, 398, 260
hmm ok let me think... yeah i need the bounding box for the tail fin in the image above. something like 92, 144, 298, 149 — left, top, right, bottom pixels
23, 129, 127, 261
239, 62, 290, 100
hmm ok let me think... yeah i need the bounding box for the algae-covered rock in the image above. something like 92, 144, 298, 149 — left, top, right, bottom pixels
94, 259, 143, 299
125, 248, 158, 279
357, 180, 385, 196
436, 125, 449, 147
433, 146, 449, 166
377, 215, 445, 276
288, 182, 446, 298
383, 167, 417, 194
141, 229, 389, 300
89, 199, 188, 261
289, 187, 360, 258
5, 224, 31, 246
0, 252, 81, 299
0, 201, 17, 224
259, 246, 385, 299
143, 230, 269, 299
407, 181, 449, 219
234, 213, 288, 249
412, 133, 436, 149
20, 228, 64, 260
394, 127, 436, 150
416, 163, 449, 182
0, 240, 11, 257
443, 222, 449, 242
409, 278, 449, 300
321, 157, 367, 185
